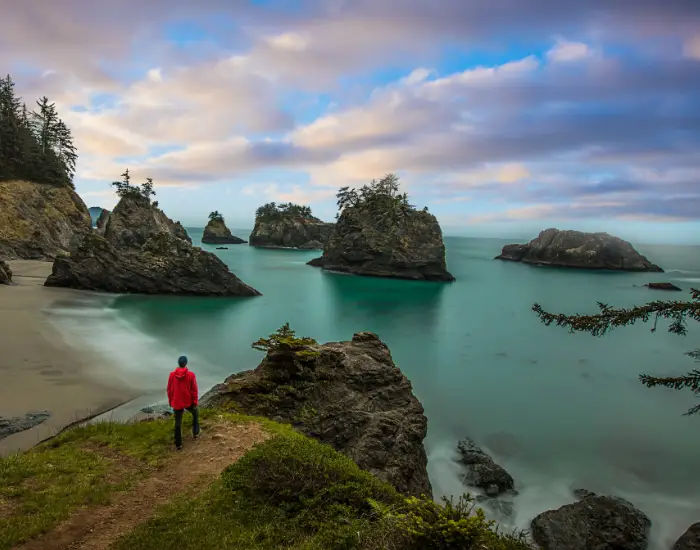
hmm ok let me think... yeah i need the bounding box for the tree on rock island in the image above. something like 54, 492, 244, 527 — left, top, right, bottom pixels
534, 288, 700, 415
111, 169, 158, 204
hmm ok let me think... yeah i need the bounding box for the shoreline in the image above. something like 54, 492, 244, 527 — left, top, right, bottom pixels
0, 260, 140, 455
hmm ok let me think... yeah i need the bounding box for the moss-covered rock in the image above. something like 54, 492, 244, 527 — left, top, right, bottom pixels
250, 211, 333, 249
203, 329, 431, 496
0, 180, 91, 259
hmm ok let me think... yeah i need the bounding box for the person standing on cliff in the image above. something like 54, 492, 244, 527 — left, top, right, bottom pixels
167, 355, 200, 450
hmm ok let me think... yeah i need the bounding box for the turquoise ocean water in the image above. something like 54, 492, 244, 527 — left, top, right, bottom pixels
51, 230, 700, 548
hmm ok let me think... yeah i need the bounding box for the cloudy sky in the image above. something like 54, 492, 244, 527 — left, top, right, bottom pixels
2, 0, 699, 242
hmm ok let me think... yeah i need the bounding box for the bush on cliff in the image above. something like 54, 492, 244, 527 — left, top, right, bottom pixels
255, 202, 314, 221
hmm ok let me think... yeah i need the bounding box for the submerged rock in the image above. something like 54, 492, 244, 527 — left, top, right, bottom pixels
202, 331, 431, 496
0, 259, 11, 284
0, 180, 91, 260
495, 228, 662, 272
308, 204, 454, 281
202, 215, 246, 244
531, 491, 651, 550
0, 410, 50, 440
45, 195, 260, 296
249, 208, 333, 249
456, 438, 515, 497
673, 522, 700, 550
646, 282, 681, 291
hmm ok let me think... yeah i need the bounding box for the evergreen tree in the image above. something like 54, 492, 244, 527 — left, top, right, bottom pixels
534, 288, 700, 415
209, 211, 224, 222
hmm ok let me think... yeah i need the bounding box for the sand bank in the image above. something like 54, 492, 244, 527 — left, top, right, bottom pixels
0, 260, 138, 455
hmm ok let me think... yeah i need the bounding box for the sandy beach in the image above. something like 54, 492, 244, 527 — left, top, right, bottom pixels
0, 260, 138, 455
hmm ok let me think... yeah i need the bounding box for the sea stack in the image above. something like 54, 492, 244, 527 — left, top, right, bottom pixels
0, 180, 91, 259
45, 193, 260, 296
308, 174, 454, 281
249, 202, 333, 249
202, 211, 246, 244
496, 228, 662, 272
202, 329, 431, 497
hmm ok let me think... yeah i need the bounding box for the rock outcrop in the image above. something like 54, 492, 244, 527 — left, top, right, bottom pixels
202, 217, 246, 244
0, 180, 91, 259
202, 331, 431, 497
308, 207, 454, 281
674, 523, 700, 550
249, 215, 333, 249
0, 259, 11, 284
45, 195, 260, 296
456, 438, 515, 497
0, 411, 50, 440
646, 282, 681, 291
496, 228, 662, 272
531, 492, 651, 550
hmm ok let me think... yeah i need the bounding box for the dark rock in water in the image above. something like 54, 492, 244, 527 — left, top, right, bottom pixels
202, 331, 431, 497
0, 410, 51, 440
495, 228, 662, 272
646, 282, 681, 291
0, 259, 11, 284
202, 217, 246, 244
308, 204, 454, 281
216, 246, 228, 250
0, 180, 91, 260
95, 208, 111, 234
249, 212, 333, 249
673, 522, 700, 550
476, 495, 514, 519
456, 438, 515, 496
531, 491, 651, 550
45, 195, 260, 296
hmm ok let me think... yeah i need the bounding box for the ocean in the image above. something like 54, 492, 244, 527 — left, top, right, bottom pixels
50, 229, 700, 548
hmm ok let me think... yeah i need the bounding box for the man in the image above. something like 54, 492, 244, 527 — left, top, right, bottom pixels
167, 355, 200, 450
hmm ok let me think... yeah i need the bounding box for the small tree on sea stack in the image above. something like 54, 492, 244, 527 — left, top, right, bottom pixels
533, 288, 700, 415
209, 211, 224, 222
111, 169, 157, 203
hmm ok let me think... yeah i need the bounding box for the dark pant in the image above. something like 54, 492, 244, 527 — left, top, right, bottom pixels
173, 405, 200, 447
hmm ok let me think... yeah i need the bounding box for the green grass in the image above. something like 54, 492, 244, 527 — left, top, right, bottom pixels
0, 413, 198, 549
115, 429, 531, 550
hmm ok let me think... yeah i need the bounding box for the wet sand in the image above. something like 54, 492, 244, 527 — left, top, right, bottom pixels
0, 260, 138, 455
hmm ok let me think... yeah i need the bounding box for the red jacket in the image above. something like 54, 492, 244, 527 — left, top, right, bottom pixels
167, 367, 198, 410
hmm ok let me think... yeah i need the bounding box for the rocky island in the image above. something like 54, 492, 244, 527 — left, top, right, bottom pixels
308, 174, 454, 281
249, 202, 333, 249
496, 228, 662, 271
45, 173, 260, 296
202, 211, 246, 244
202, 324, 431, 496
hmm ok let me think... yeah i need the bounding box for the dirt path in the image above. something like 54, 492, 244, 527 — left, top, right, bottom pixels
16, 421, 268, 550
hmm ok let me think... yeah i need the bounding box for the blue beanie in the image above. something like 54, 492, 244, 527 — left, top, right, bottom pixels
178, 355, 188, 367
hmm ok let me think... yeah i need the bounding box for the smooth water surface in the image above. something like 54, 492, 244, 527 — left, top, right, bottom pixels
53, 230, 700, 548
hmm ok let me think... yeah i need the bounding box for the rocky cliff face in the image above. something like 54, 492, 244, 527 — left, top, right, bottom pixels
249, 216, 333, 249
202, 331, 431, 497
674, 523, 700, 550
496, 228, 662, 271
0, 180, 91, 259
202, 218, 246, 244
95, 209, 110, 234
308, 207, 454, 281
0, 259, 11, 284
45, 195, 260, 296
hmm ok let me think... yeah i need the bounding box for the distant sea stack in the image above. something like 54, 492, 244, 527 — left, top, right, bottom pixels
0, 180, 91, 260
202, 328, 431, 497
202, 211, 246, 244
308, 174, 454, 281
249, 202, 333, 249
88, 206, 105, 226
495, 228, 662, 272
46, 188, 260, 296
